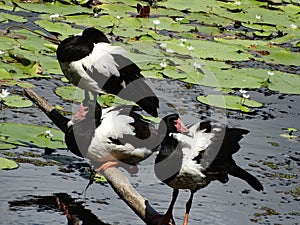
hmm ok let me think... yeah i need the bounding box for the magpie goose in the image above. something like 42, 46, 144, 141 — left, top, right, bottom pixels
56, 27, 159, 117
86, 104, 160, 173
64, 100, 160, 173
154, 114, 263, 225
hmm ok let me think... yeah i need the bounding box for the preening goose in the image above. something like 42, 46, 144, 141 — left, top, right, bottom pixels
154, 114, 263, 225
56, 27, 159, 117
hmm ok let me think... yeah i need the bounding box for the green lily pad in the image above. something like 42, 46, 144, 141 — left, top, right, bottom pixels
35, 20, 82, 39
286, 128, 298, 133
158, 0, 220, 13
64, 14, 118, 29
0, 12, 28, 23
55, 85, 133, 107
0, 80, 34, 88
0, 156, 19, 170
0, 142, 17, 150
94, 173, 107, 183
97, 2, 136, 17
3, 95, 33, 108
268, 72, 300, 94
0, 122, 65, 149
13, 1, 91, 15
197, 94, 263, 112
55, 85, 84, 102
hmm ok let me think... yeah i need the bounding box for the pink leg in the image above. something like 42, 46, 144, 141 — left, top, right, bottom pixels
96, 161, 139, 175
96, 161, 120, 172
72, 103, 89, 123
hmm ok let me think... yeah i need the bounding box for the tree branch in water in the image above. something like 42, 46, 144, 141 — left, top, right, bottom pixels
24, 88, 164, 225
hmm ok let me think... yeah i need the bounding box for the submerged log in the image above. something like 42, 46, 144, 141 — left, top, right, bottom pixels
24, 88, 167, 225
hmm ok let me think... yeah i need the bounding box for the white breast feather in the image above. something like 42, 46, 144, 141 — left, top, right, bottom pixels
60, 43, 128, 94
87, 108, 153, 163
170, 123, 216, 178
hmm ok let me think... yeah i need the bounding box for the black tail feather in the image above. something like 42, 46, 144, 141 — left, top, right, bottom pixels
229, 165, 263, 191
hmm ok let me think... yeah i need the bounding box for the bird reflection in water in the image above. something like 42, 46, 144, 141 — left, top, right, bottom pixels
9, 193, 109, 225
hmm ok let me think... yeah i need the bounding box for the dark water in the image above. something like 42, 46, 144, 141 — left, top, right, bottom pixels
1, 76, 300, 225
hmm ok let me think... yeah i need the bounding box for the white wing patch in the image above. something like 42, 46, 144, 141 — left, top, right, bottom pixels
84, 43, 127, 78
87, 107, 153, 164
61, 43, 127, 94
100, 109, 135, 139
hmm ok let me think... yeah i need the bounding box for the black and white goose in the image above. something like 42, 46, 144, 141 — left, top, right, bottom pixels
56, 27, 159, 117
64, 102, 160, 173
154, 114, 264, 225
86, 105, 161, 172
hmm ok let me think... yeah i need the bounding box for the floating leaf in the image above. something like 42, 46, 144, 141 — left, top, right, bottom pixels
55, 85, 84, 102
94, 173, 107, 183
0, 12, 27, 23
286, 128, 298, 133
98, 3, 136, 17
0, 156, 19, 170
0, 142, 16, 150
158, 0, 220, 13
13, 1, 91, 15
0, 122, 65, 149
268, 72, 300, 94
65, 14, 118, 29
197, 94, 263, 112
35, 20, 82, 39
0, 80, 34, 88
3, 95, 33, 108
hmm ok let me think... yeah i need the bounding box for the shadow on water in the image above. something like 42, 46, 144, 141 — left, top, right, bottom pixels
9, 193, 110, 225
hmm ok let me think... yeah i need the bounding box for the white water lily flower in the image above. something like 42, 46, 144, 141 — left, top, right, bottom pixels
45, 130, 54, 138
180, 38, 188, 43
166, 48, 175, 53
0, 89, 10, 98
239, 89, 247, 94
153, 19, 161, 25
175, 17, 184, 22
116, 16, 122, 20
242, 93, 250, 99
290, 24, 297, 29
160, 62, 167, 68
255, 15, 261, 20
267, 71, 275, 76
49, 14, 60, 19
178, 42, 185, 47
234, 1, 241, 5
193, 62, 201, 70
187, 46, 194, 51
160, 43, 167, 48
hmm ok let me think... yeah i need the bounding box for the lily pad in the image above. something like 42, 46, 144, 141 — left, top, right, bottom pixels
197, 94, 263, 112
0, 12, 28, 23
34, 20, 82, 39
268, 72, 300, 94
0, 142, 17, 150
0, 122, 65, 149
64, 14, 118, 29
0, 156, 19, 170
55, 85, 84, 102
13, 1, 91, 15
3, 95, 33, 108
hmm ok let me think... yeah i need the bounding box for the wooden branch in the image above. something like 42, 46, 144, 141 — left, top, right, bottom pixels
24, 88, 161, 225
